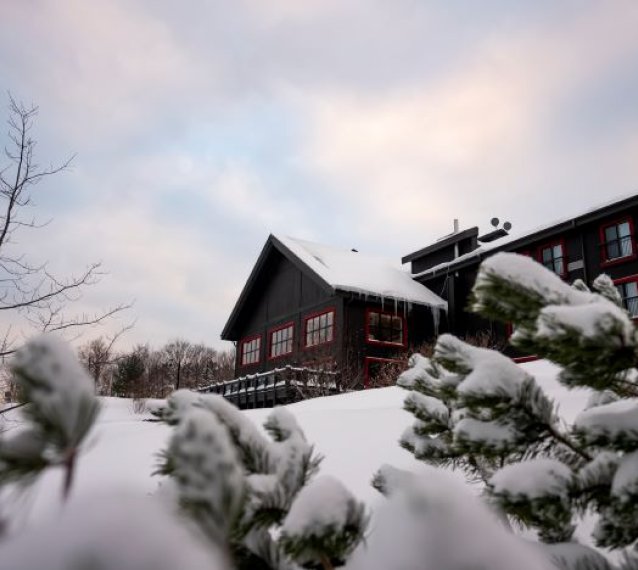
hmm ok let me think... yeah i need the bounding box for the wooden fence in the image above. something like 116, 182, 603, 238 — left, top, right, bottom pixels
197, 366, 340, 409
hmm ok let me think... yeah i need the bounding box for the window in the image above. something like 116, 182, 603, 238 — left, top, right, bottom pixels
366, 309, 406, 346
269, 323, 294, 359
240, 335, 261, 366
538, 241, 565, 276
615, 276, 638, 318
304, 309, 335, 348
601, 218, 635, 264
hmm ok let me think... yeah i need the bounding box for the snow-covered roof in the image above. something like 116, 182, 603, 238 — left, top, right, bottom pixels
413, 191, 638, 279
276, 235, 447, 308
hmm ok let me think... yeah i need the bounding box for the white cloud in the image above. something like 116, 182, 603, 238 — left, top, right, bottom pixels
285, 2, 638, 249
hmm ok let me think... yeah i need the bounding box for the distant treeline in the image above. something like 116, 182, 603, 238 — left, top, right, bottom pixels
77, 338, 235, 399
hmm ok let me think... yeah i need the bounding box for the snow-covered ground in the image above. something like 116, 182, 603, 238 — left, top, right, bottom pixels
0, 359, 593, 535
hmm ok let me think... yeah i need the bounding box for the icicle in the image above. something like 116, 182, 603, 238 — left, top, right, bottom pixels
431, 306, 441, 337
394, 297, 398, 315
381, 296, 385, 311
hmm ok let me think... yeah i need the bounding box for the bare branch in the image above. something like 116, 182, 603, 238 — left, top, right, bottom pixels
0, 93, 131, 354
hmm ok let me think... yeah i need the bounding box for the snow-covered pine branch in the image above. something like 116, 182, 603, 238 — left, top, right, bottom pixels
156, 392, 357, 570
279, 475, 368, 570
398, 251, 638, 565
0, 334, 100, 500
471, 252, 638, 395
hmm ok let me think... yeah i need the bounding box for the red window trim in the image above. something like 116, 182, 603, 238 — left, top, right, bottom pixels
365, 307, 408, 348
239, 333, 262, 367
599, 217, 637, 268
363, 357, 402, 388
536, 239, 567, 278
613, 274, 638, 286
612, 274, 638, 320
303, 307, 336, 350
513, 355, 540, 364
267, 321, 295, 361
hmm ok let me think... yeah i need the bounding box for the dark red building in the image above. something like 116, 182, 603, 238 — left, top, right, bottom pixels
221, 234, 446, 387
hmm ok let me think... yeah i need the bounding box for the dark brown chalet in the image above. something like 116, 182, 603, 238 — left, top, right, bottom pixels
403, 193, 638, 349
221, 235, 446, 387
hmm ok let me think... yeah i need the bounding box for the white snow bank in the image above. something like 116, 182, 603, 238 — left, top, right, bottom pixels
0, 359, 589, 534
0, 491, 228, 570
346, 468, 548, 570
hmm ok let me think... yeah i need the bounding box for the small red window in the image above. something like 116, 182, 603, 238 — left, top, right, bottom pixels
537, 240, 566, 277
240, 335, 261, 366
365, 309, 407, 347
304, 309, 335, 348
614, 275, 638, 318
600, 218, 636, 266
268, 322, 294, 359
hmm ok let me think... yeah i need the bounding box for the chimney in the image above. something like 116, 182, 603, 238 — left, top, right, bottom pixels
453, 219, 459, 234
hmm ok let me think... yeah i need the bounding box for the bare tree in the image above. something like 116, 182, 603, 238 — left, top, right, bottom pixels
0, 94, 130, 357
78, 323, 134, 394
163, 339, 193, 391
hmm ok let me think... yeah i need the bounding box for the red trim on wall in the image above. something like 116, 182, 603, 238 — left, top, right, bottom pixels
302, 307, 336, 350
239, 333, 262, 367
364, 307, 408, 348
512, 355, 540, 364
599, 216, 637, 268
363, 357, 402, 388
612, 274, 638, 286
267, 321, 295, 361
536, 238, 567, 278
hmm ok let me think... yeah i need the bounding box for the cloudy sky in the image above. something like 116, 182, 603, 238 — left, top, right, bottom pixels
1, 1, 638, 351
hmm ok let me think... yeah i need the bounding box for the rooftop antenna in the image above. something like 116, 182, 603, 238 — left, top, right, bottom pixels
478, 217, 513, 243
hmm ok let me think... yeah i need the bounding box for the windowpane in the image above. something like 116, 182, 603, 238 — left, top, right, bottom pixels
269, 324, 294, 358
241, 336, 261, 365
606, 226, 618, 242
604, 220, 634, 260
367, 311, 404, 345
540, 243, 564, 275
304, 310, 335, 347
617, 280, 638, 318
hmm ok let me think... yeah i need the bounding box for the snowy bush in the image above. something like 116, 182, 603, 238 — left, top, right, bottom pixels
399, 252, 638, 567
156, 391, 368, 570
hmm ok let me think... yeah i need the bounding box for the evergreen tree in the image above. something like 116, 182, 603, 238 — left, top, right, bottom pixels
398, 252, 638, 568
112, 350, 145, 397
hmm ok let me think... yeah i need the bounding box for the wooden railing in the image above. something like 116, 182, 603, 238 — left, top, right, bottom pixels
197, 366, 340, 409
